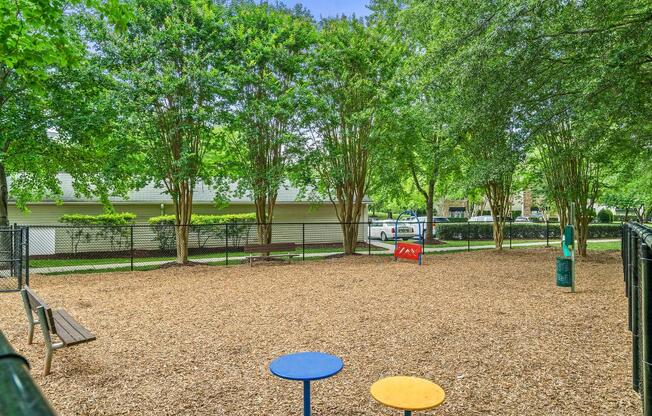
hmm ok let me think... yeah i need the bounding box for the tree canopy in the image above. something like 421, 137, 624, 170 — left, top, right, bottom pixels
2, 0, 651, 259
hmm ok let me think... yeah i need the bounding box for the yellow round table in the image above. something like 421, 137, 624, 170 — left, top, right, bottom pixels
370, 376, 445, 416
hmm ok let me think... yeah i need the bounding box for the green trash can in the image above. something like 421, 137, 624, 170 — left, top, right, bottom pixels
556, 256, 573, 287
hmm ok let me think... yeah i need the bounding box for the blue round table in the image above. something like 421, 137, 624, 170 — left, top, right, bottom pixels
270, 352, 343, 416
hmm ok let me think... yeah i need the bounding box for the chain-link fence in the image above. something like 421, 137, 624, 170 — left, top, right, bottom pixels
429, 219, 621, 250
0, 226, 28, 291
623, 222, 652, 412
24, 219, 623, 275
27, 222, 382, 274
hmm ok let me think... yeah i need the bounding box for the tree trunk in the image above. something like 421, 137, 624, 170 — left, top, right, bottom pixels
333, 188, 365, 255
492, 220, 504, 249
555, 197, 569, 237
255, 192, 277, 257
174, 180, 193, 264
175, 224, 189, 264
485, 179, 512, 250
341, 222, 360, 254
0, 163, 8, 227
576, 214, 589, 257
410, 162, 437, 243
425, 189, 434, 242
636, 205, 645, 223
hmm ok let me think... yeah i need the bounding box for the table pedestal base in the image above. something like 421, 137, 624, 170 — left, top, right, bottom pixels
303, 380, 311, 416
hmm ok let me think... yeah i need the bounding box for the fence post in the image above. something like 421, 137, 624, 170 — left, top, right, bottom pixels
633, 232, 641, 392
467, 220, 470, 252
130, 225, 134, 272
421, 221, 425, 252
225, 223, 229, 266
24, 227, 29, 287
0, 331, 57, 415
546, 220, 549, 247
622, 227, 631, 300
11, 223, 17, 281
629, 229, 635, 332
368, 220, 371, 256
302, 223, 305, 261
640, 240, 652, 415
509, 219, 512, 249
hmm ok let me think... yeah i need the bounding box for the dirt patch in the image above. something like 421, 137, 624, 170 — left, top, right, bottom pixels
157, 260, 205, 269
29, 242, 374, 261
0, 249, 639, 415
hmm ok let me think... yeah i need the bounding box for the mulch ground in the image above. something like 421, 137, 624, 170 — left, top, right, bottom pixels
0, 248, 641, 415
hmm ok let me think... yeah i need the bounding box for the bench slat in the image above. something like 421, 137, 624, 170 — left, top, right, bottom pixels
247, 253, 298, 260
25, 287, 48, 312
52, 310, 95, 346
52, 316, 78, 345
24, 287, 57, 334
244, 243, 296, 253
57, 310, 95, 341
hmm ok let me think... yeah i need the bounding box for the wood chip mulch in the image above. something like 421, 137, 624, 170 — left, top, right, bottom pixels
0, 248, 641, 415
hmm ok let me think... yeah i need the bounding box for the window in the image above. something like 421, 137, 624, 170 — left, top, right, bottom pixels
449, 207, 466, 218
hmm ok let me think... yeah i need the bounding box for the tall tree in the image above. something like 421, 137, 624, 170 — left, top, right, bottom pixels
306, 17, 398, 254
601, 151, 652, 222
376, 97, 460, 241
521, 0, 650, 255
534, 121, 605, 256
0, 0, 126, 225
93, 0, 231, 264
225, 2, 315, 245
419, 1, 530, 249
370, 1, 461, 241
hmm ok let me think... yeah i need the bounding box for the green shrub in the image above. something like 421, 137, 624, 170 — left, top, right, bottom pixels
597, 209, 614, 223
436, 222, 622, 241
59, 212, 136, 225
59, 213, 136, 252
147, 215, 176, 250
147, 213, 257, 250
147, 213, 256, 225
147, 215, 176, 225
191, 214, 256, 248
447, 217, 469, 223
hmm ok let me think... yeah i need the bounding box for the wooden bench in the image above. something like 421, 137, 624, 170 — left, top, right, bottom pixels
20, 286, 96, 375
243, 242, 298, 266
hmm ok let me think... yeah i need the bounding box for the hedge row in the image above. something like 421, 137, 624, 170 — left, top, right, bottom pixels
59, 213, 136, 226
58, 213, 137, 253
148, 213, 257, 250
147, 213, 256, 225
436, 222, 622, 240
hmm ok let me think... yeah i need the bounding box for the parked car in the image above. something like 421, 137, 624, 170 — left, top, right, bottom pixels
404, 216, 450, 239
529, 212, 544, 222
369, 220, 415, 241
514, 216, 530, 222
468, 215, 494, 222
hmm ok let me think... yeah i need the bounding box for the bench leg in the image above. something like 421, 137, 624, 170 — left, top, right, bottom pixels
36, 306, 55, 376
249, 257, 253, 267
27, 323, 35, 345
21, 289, 36, 345
44, 346, 54, 376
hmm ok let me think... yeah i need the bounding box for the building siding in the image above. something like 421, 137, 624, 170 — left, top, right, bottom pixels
10, 201, 368, 225
16, 202, 369, 255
